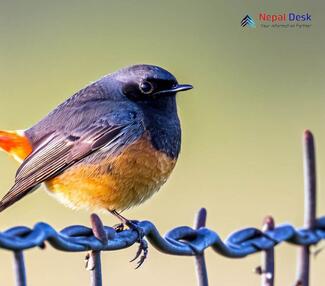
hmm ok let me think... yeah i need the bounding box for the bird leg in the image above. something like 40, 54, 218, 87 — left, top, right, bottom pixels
109, 209, 148, 268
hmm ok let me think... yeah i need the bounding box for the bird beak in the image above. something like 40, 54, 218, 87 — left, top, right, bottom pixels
154, 84, 193, 95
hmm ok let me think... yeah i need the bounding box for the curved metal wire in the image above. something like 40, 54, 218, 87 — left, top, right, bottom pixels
1, 216, 325, 257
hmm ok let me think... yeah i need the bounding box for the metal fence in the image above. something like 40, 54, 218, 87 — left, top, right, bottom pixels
0, 130, 323, 286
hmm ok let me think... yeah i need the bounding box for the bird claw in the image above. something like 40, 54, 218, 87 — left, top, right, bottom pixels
108, 210, 148, 268
126, 221, 148, 268
130, 237, 148, 264
113, 223, 125, 232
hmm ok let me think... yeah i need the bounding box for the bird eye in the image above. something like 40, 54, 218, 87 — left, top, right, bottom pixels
139, 81, 154, 94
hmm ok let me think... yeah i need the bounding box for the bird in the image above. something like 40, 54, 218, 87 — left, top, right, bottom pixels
0, 64, 192, 266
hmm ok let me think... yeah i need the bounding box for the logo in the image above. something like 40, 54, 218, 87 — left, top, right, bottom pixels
241, 12, 312, 29
241, 15, 256, 28
259, 12, 311, 22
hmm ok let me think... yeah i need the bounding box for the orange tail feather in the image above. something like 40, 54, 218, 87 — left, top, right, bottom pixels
0, 130, 32, 162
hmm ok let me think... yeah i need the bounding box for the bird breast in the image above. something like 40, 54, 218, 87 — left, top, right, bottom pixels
45, 134, 177, 211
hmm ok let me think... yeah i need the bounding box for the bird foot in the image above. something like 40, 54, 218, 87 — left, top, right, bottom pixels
113, 223, 125, 232
126, 220, 148, 269
109, 210, 148, 268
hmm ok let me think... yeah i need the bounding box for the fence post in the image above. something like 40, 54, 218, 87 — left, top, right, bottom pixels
261, 216, 275, 286
295, 130, 317, 286
86, 214, 108, 286
13, 251, 27, 286
193, 208, 209, 286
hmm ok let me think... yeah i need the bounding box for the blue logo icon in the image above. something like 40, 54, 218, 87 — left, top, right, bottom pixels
241, 15, 256, 28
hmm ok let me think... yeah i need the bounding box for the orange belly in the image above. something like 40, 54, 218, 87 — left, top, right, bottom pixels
45, 136, 176, 211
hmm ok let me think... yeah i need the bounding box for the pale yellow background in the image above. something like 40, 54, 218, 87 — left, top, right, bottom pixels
0, 1, 324, 285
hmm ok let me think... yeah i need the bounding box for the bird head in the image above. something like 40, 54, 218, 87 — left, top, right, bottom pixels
100, 64, 192, 107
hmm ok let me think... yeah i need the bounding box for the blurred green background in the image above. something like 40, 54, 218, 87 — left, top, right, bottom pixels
0, 0, 324, 285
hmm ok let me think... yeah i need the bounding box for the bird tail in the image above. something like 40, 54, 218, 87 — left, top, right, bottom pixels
0, 130, 32, 162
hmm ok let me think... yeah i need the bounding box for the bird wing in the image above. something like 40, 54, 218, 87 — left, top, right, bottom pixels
0, 118, 143, 212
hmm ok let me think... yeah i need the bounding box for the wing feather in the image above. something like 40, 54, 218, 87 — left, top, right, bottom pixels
0, 120, 141, 212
